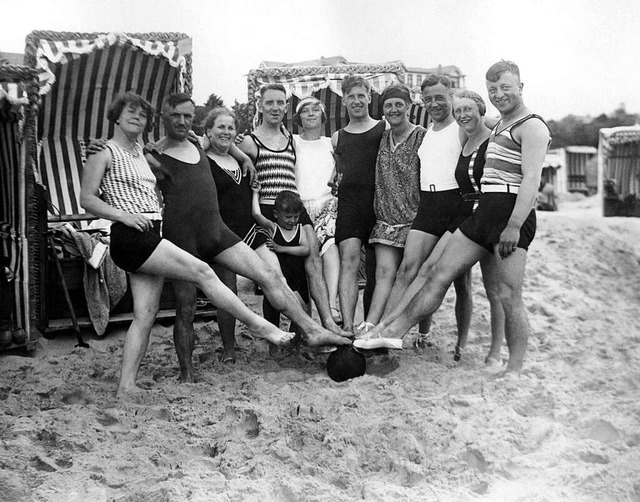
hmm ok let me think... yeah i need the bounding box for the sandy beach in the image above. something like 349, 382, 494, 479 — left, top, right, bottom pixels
1, 195, 639, 502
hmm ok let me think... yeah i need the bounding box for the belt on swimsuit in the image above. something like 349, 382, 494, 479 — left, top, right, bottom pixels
482, 184, 519, 194
142, 212, 163, 220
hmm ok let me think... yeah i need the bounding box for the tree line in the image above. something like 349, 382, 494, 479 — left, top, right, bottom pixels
547, 104, 638, 148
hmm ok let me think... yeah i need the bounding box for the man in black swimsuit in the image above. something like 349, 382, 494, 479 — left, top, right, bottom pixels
149, 94, 350, 382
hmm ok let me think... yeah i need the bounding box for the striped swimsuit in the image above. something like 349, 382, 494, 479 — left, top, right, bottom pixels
250, 132, 298, 204
482, 114, 548, 189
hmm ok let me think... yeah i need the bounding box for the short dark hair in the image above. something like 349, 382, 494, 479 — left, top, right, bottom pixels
204, 107, 237, 131
486, 60, 521, 82
106, 92, 155, 133
274, 190, 303, 213
420, 73, 451, 93
260, 83, 287, 99
162, 92, 195, 113
341, 74, 371, 96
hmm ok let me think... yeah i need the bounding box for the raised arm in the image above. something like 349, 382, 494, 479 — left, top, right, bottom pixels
250, 185, 275, 232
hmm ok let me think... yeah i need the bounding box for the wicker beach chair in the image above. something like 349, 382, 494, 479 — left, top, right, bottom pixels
0, 61, 40, 349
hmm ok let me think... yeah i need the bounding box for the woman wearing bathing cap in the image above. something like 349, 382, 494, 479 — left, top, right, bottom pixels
292, 96, 342, 325
354, 84, 427, 342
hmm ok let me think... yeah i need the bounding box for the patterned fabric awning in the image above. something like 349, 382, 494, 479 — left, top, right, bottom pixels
246, 62, 429, 134
32, 32, 192, 96
24, 31, 193, 219
599, 126, 640, 151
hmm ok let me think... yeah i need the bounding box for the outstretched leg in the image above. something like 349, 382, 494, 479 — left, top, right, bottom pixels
214, 241, 351, 347
369, 231, 485, 340
138, 240, 295, 347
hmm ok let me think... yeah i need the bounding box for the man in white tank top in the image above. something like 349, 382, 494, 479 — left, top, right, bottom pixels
378, 74, 473, 351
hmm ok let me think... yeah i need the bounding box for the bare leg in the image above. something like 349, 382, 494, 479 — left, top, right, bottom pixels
304, 226, 349, 335
382, 231, 450, 340
494, 249, 529, 373
321, 242, 341, 319
452, 268, 473, 361
363, 246, 376, 318
365, 244, 403, 325
212, 263, 238, 363
172, 281, 197, 382
382, 230, 439, 316
214, 241, 351, 347
338, 237, 363, 332
138, 240, 294, 346
117, 272, 164, 396
480, 253, 505, 364
371, 231, 486, 340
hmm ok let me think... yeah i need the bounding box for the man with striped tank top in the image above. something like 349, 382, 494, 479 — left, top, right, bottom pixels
239, 84, 349, 337
362, 61, 550, 374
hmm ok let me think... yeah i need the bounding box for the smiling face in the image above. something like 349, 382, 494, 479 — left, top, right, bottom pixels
273, 209, 300, 231
163, 100, 195, 140
343, 84, 371, 120
118, 103, 148, 135
452, 96, 483, 134
486, 71, 523, 115
422, 83, 452, 124
383, 97, 409, 128
259, 89, 288, 126
207, 113, 236, 152
299, 102, 324, 130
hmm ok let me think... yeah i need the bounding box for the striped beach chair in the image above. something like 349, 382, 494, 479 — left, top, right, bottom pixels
21, 31, 208, 335
0, 61, 40, 348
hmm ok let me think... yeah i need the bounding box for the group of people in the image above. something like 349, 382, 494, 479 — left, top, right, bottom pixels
80, 59, 550, 397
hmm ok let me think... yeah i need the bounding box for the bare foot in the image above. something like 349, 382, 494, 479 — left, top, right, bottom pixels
178, 369, 194, 383
304, 328, 352, 347
116, 385, 145, 401
323, 317, 353, 338
221, 348, 236, 364
256, 324, 295, 346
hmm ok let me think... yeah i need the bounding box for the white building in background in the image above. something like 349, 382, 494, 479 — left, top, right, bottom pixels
405, 65, 466, 102
258, 57, 465, 104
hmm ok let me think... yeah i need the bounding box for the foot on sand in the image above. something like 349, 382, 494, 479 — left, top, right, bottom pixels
453, 344, 465, 362
353, 333, 403, 350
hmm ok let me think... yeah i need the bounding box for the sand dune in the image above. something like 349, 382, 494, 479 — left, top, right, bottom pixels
1, 196, 639, 501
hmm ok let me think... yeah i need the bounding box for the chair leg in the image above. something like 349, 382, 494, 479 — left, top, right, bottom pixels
47, 235, 89, 348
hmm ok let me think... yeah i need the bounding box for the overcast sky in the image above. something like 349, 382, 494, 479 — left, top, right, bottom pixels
1, 0, 637, 120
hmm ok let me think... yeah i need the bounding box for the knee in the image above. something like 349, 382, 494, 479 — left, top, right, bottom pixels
496, 282, 521, 311
132, 302, 160, 328
396, 260, 417, 281
375, 264, 397, 282
193, 262, 218, 286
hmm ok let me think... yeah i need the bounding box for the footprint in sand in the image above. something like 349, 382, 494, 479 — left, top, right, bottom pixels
224, 407, 260, 439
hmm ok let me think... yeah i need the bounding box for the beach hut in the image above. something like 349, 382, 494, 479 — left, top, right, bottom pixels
565, 145, 598, 194
20, 30, 211, 339
599, 125, 640, 217
0, 61, 40, 349
246, 61, 429, 133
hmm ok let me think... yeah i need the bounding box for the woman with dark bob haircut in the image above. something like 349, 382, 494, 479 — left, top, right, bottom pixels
106, 92, 156, 134
81, 93, 294, 397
